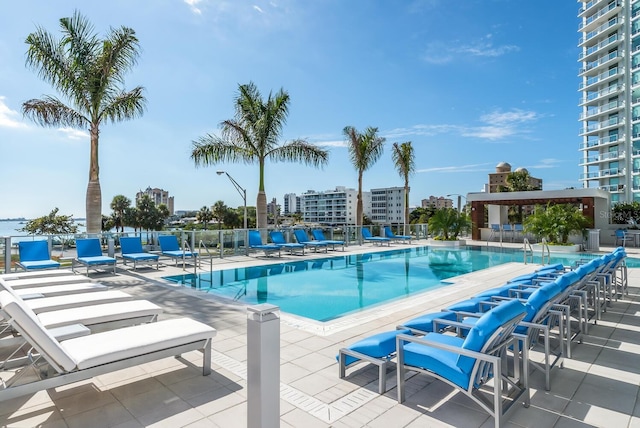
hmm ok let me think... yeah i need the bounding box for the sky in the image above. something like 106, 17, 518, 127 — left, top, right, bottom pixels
0, 0, 582, 219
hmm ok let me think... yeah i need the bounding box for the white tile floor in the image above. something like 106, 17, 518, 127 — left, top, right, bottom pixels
1, 240, 639, 427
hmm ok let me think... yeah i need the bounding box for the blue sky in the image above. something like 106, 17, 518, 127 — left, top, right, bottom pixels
0, 0, 581, 219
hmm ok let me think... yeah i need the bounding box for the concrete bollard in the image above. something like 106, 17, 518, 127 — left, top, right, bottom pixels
107, 238, 115, 258
3, 237, 11, 274
247, 304, 280, 428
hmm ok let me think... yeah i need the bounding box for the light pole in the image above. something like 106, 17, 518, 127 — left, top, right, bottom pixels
446, 193, 467, 213
217, 171, 247, 230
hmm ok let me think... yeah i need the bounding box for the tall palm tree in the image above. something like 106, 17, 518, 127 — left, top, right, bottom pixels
212, 200, 227, 230
344, 126, 385, 226
110, 195, 131, 233
191, 82, 329, 228
23, 11, 146, 233
391, 141, 415, 235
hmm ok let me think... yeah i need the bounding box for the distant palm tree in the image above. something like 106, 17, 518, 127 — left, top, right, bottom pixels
196, 206, 213, 230
391, 141, 415, 235
344, 126, 385, 226
212, 200, 227, 230
23, 11, 146, 233
110, 195, 131, 233
191, 82, 329, 228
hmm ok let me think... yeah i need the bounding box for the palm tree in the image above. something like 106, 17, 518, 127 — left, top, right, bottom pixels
344, 126, 385, 226
212, 200, 227, 230
23, 11, 146, 233
191, 82, 329, 228
196, 206, 213, 230
391, 141, 415, 235
110, 195, 131, 233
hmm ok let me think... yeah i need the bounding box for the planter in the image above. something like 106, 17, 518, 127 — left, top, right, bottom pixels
428, 239, 466, 247
531, 243, 581, 253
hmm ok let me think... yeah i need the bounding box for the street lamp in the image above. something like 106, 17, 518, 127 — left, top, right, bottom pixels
217, 171, 247, 230
446, 193, 467, 213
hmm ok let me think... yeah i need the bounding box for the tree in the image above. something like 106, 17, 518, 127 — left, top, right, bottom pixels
497, 169, 539, 192
427, 208, 471, 240
196, 206, 213, 230
212, 200, 228, 230
344, 126, 386, 226
19, 208, 80, 235
136, 195, 168, 232
23, 11, 146, 233
110, 195, 131, 233
191, 82, 328, 228
524, 203, 590, 244
391, 141, 415, 234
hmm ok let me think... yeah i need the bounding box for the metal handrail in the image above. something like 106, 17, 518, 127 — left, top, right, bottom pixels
198, 239, 215, 272
523, 238, 534, 264
540, 238, 551, 265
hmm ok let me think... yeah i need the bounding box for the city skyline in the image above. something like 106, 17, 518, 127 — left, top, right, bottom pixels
0, 1, 581, 218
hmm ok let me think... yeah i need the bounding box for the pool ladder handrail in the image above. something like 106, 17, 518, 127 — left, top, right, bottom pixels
197, 239, 215, 272
523, 238, 534, 264
540, 238, 551, 265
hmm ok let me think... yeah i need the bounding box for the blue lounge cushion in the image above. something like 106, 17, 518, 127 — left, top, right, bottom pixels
122, 253, 159, 261
403, 334, 468, 388
19, 260, 60, 270
402, 311, 457, 332
446, 297, 485, 313
76, 238, 104, 258
77, 256, 116, 266
339, 329, 411, 366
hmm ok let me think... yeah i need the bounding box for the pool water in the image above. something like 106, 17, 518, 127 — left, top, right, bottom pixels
162, 246, 637, 322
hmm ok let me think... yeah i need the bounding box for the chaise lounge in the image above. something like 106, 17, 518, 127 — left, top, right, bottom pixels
248, 230, 281, 257
158, 235, 198, 267
311, 229, 345, 251
120, 236, 160, 270
383, 226, 411, 244
0, 290, 217, 401
361, 228, 391, 246
73, 238, 117, 275
269, 230, 305, 255
17, 241, 60, 271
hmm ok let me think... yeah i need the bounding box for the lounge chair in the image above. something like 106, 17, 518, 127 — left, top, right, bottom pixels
361, 228, 390, 246
396, 300, 529, 428
614, 229, 634, 247
0, 269, 74, 281
269, 230, 305, 255
293, 229, 328, 253
73, 238, 117, 275
0, 290, 216, 401
120, 236, 160, 270
383, 226, 411, 244
248, 230, 281, 257
1, 281, 108, 299
311, 230, 345, 251
0, 275, 91, 289
23, 290, 134, 314
158, 235, 198, 266
17, 241, 60, 271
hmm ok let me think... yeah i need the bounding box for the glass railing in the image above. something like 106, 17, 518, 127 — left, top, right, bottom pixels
0, 224, 432, 273
579, 34, 619, 60
581, 51, 620, 74
579, 1, 619, 30
579, 67, 621, 90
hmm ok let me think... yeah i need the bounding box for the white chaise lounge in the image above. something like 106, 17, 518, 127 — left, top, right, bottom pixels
0, 291, 216, 401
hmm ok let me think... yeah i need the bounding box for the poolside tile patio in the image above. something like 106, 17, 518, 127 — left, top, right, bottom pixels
1, 241, 639, 427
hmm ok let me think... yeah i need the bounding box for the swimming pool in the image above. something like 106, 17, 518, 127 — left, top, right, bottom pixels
162, 246, 637, 322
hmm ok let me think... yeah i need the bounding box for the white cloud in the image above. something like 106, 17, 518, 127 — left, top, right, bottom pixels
253, 5, 264, 13
58, 127, 89, 140
417, 162, 493, 173
527, 158, 563, 169
0, 96, 27, 129
312, 139, 346, 148
184, 0, 204, 15
422, 36, 520, 64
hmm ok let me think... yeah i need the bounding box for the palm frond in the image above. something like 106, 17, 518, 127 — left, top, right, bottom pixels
191, 135, 248, 167
392, 141, 415, 178
269, 140, 329, 167
22, 96, 88, 128
100, 86, 146, 123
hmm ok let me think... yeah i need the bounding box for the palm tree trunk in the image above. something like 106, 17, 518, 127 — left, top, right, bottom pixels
404, 180, 410, 235
356, 171, 363, 227
86, 125, 101, 234
257, 191, 267, 229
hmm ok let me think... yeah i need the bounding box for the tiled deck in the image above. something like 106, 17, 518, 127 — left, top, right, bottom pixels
1, 241, 639, 427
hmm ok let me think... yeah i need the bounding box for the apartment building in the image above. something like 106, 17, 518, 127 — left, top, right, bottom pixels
300, 187, 371, 225
578, 0, 639, 203
282, 193, 301, 215
370, 187, 408, 224
136, 187, 174, 215
421, 196, 453, 209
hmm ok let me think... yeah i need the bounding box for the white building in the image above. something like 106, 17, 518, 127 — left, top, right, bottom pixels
282, 193, 301, 215
370, 186, 408, 224
578, 1, 639, 204
301, 187, 371, 225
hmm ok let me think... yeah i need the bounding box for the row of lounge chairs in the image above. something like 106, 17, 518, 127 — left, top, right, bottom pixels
248, 227, 413, 257
0, 269, 217, 401
337, 247, 628, 428
14, 235, 198, 275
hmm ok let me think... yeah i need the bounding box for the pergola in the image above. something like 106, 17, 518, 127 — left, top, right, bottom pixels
466, 188, 611, 241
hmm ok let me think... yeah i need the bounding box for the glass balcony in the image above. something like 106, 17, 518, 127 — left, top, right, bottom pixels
579, 1, 621, 32
580, 84, 624, 105
579, 16, 619, 45
579, 34, 620, 61
580, 51, 621, 75
579, 67, 622, 90
580, 117, 623, 135
579, 100, 623, 119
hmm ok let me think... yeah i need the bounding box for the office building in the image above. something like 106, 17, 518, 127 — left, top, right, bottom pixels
301, 187, 371, 225
421, 196, 453, 209
370, 187, 408, 224
136, 187, 174, 215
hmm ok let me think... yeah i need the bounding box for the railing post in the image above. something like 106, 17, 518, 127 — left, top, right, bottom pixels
3, 236, 11, 274
247, 304, 280, 428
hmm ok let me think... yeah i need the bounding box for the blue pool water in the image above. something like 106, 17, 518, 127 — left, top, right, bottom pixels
162, 246, 638, 322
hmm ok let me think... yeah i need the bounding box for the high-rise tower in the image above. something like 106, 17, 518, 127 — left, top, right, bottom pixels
578, 1, 638, 204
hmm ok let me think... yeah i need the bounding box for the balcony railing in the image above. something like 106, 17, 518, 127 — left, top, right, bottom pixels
579, 34, 620, 61
579, 66, 622, 90
580, 167, 624, 180
579, 133, 623, 149
580, 117, 623, 134
581, 83, 623, 104
579, 100, 623, 119
600, 184, 625, 192
580, 50, 621, 74
579, 1, 620, 31
581, 151, 622, 164
580, 16, 619, 44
